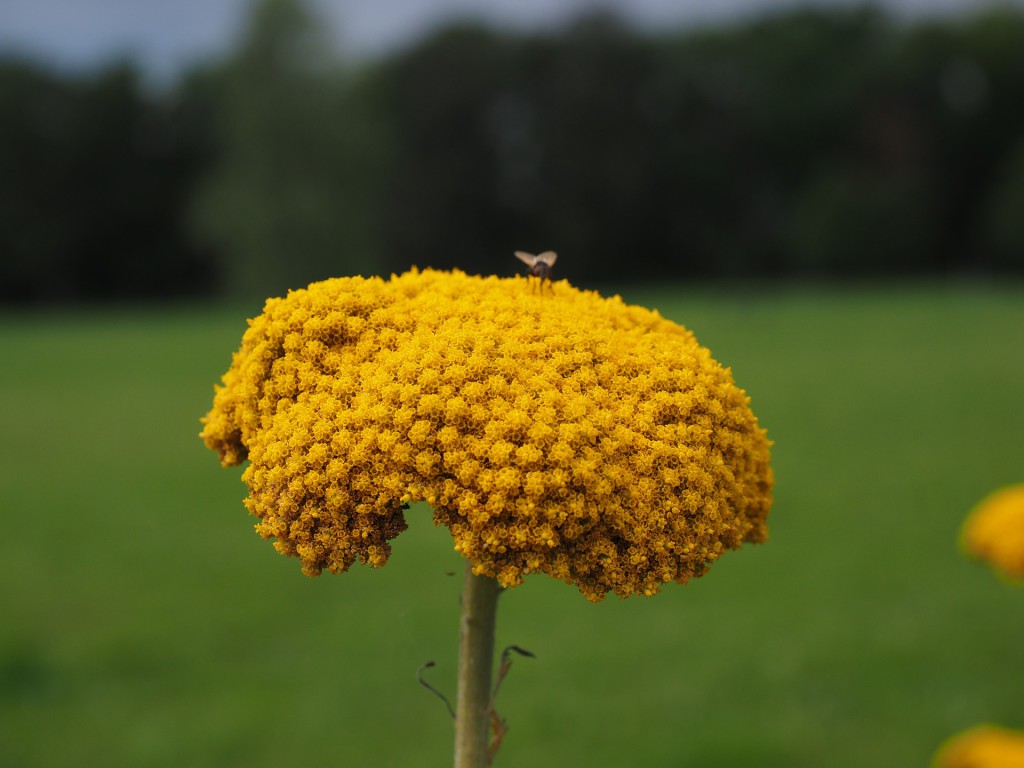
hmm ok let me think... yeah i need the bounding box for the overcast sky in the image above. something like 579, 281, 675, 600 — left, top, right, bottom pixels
0, 0, 1019, 80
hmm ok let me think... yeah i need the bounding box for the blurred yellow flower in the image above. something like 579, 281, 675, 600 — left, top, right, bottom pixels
934, 725, 1024, 768
961, 484, 1024, 582
201, 269, 773, 601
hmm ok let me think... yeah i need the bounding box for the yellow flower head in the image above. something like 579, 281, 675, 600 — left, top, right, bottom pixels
201, 269, 773, 601
934, 725, 1024, 768
961, 484, 1024, 583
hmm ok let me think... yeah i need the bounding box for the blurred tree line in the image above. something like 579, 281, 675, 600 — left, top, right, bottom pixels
2, 0, 1024, 303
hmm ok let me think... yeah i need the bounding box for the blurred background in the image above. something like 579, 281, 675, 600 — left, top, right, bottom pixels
2, 2, 1023, 767
2, 0, 1024, 302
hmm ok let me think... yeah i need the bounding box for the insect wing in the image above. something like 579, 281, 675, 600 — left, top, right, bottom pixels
535, 251, 557, 267
514, 250, 538, 267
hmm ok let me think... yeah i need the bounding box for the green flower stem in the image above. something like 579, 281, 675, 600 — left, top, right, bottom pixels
454, 564, 500, 768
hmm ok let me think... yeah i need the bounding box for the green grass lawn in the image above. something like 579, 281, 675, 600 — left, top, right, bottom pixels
1, 282, 1022, 767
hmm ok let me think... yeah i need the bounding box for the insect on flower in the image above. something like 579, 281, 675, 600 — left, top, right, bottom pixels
514, 250, 557, 293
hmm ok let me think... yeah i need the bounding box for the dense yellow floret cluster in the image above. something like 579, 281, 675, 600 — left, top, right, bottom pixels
201, 269, 773, 601
961, 485, 1024, 583
934, 725, 1024, 768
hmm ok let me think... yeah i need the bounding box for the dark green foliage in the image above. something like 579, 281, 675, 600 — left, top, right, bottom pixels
0, 59, 218, 303
3, 3, 1024, 301
372, 6, 1024, 282
189, 0, 388, 298
983, 140, 1024, 270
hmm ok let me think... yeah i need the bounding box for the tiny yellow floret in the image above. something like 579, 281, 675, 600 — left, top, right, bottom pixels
961, 484, 1024, 583
201, 269, 773, 601
934, 725, 1024, 768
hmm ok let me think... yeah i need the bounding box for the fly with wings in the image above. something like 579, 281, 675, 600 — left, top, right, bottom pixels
515, 250, 557, 293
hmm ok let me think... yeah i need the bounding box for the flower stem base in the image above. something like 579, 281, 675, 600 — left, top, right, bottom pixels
454, 565, 500, 768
